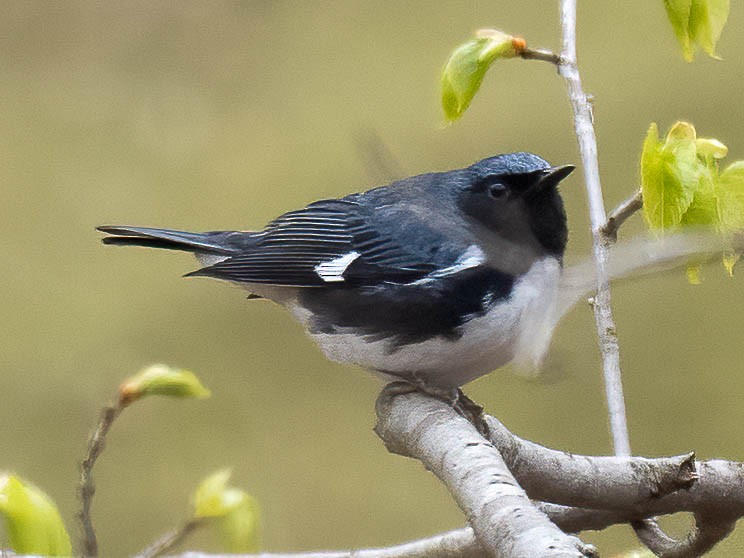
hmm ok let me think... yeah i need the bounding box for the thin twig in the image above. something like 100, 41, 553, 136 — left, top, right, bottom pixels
558, 0, 631, 457
136, 518, 210, 558
78, 402, 124, 557
174, 527, 482, 558
520, 47, 562, 65
601, 190, 644, 241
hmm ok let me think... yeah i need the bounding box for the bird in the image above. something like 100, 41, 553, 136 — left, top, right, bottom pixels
98, 152, 575, 389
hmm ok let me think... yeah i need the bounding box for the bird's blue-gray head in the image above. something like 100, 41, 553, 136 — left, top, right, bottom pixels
457, 152, 574, 259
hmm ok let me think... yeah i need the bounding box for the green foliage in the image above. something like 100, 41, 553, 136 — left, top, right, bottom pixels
640, 122, 700, 231
441, 29, 524, 122
118, 363, 211, 406
0, 474, 72, 556
193, 469, 261, 553
663, 0, 729, 61
641, 120, 744, 276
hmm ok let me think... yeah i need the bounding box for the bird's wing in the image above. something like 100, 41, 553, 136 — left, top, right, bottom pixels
189, 199, 476, 287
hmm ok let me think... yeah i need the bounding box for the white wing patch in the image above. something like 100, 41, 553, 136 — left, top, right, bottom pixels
411, 245, 486, 285
314, 251, 360, 282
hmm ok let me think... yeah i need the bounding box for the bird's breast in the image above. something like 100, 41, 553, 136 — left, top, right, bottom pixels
289, 257, 562, 387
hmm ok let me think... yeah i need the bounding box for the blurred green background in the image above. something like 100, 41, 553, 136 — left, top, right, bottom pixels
2, 1, 744, 555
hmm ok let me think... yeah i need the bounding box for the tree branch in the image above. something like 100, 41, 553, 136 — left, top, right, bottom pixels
601, 190, 643, 241
632, 514, 736, 558
558, 0, 631, 458
519, 47, 562, 65
485, 415, 697, 509
167, 394, 744, 558
78, 402, 124, 557
375, 384, 596, 557
136, 518, 210, 558
173, 527, 481, 558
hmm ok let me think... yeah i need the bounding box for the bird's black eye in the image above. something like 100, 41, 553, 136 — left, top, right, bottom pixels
487, 182, 508, 199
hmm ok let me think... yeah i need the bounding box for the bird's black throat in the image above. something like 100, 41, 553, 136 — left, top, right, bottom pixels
525, 187, 568, 258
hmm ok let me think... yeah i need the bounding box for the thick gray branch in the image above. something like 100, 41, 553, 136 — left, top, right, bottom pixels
374, 385, 596, 558
486, 415, 697, 509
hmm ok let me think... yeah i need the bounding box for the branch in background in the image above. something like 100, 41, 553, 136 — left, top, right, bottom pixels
174, 528, 482, 558
78, 402, 124, 557
375, 384, 597, 557
632, 514, 735, 558
558, 0, 631, 458
136, 518, 210, 558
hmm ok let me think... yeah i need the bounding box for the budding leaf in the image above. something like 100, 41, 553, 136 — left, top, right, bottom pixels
441, 29, 523, 122
193, 469, 261, 553
641, 122, 700, 232
0, 474, 72, 556
119, 363, 211, 406
663, 0, 729, 61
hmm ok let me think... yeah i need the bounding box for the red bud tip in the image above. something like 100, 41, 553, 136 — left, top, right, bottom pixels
511, 37, 527, 53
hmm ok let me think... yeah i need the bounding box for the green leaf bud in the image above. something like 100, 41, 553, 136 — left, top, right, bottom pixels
118, 363, 211, 406
441, 29, 524, 122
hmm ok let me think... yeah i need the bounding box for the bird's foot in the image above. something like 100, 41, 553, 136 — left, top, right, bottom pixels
387, 378, 489, 437
452, 389, 489, 437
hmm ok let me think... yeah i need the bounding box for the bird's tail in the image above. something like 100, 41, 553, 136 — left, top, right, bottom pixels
96, 226, 249, 255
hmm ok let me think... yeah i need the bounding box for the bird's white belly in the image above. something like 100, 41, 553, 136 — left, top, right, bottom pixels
290, 257, 562, 387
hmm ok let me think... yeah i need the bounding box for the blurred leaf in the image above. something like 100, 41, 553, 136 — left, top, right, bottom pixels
194, 469, 235, 518
0, 473, 72, 556
696, 137, 728, 160
641, 122, 700, 231
119, 363, 211, 406
716, 161, 744, 230
441, 29, 523, 122
664, 0, 694, 60
218, 493, 261, 553
689, 0, 729, 58
642, 121, 744, 279
686, 263, 703, 284
723, 250, 740, 276
193, 469, 260, 553
663, 0, 729, 61
714, 162, 744, 275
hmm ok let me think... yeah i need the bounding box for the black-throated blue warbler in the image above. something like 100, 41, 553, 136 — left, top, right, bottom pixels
98, 152, 574, 388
